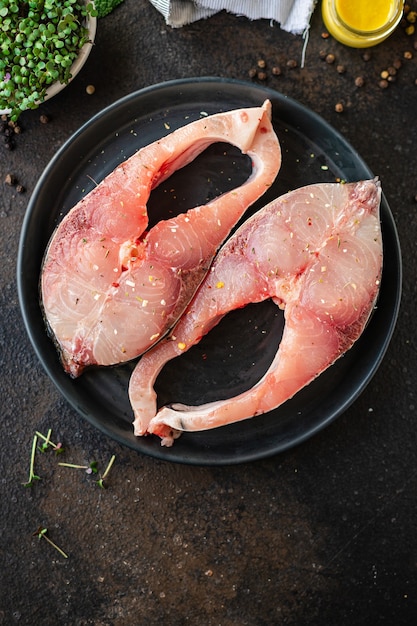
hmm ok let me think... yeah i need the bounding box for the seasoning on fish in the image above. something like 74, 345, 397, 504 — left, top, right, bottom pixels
41, 100, 281, 377
129, 179, 383, 446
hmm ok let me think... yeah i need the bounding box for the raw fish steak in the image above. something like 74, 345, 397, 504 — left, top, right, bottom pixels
129, 179, 383, 446
41, 101, 281, 377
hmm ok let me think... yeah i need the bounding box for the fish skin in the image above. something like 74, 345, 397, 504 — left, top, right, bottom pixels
41, 101, 281, 377
130, 179, 383, 446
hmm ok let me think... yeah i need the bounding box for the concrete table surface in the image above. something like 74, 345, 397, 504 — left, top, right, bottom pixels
1, 1, 416, 624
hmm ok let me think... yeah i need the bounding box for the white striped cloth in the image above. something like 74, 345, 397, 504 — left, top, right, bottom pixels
149, 0, 317, 34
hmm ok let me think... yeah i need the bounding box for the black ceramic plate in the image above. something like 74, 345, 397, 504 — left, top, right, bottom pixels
17, 78, 402, 465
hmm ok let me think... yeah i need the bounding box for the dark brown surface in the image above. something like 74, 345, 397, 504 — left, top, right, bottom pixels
1, 1, 416, 624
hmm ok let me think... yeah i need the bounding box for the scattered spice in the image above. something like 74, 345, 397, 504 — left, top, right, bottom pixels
354, 76, 365, 87
286, 59, 297, 69
4, 173, 16, 186
257, 71, 267, 81
335, 102, 344, 113
406, 10, 417, 23
379, 79, 389, 89
39, 114, 50, 125
257, 59, 266, 69
86, 84, 96, 95
404, 50, 413, 59
336, 64, 346, 74
3, 171, 23, 191
1, 115, 17, 150
325, 53, 336, 64
272, 66, 282, 76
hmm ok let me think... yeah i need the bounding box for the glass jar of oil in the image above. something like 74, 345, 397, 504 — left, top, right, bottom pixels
322, 0, 404, 47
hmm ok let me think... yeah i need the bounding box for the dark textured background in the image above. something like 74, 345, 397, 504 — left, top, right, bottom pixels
1, 1, 416, 624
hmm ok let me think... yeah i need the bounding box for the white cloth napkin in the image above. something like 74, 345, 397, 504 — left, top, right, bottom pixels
149, 0, 317, 34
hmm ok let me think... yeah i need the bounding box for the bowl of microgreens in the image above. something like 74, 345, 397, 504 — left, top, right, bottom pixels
0, 0, 97, 121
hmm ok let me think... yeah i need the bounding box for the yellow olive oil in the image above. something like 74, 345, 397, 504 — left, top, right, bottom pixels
322, 0, 404, 47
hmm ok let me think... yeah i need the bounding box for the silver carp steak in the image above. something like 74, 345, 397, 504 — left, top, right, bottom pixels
41, 101, 281, 377
129, 179, 383, 446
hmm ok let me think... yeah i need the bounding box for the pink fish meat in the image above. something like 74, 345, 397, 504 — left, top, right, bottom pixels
129, 179, 383, 446
41, 101, 281, 377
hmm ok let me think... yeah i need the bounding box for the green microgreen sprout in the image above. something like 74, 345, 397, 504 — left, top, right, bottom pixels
22, 434, 41, 487
36, 429, 64, 454
58, 460, 98, 474
33, 526, 68, 559
58, 456, 115, 487
94, 0, 124, 19
37, 428, 52, 453
0, 0, 98, 121
96, 454, 116, 489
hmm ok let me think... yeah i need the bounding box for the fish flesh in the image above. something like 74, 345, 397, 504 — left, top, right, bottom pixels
131, 179, 383, 444
41, 101, 281, 377
129, 179, 383, 446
